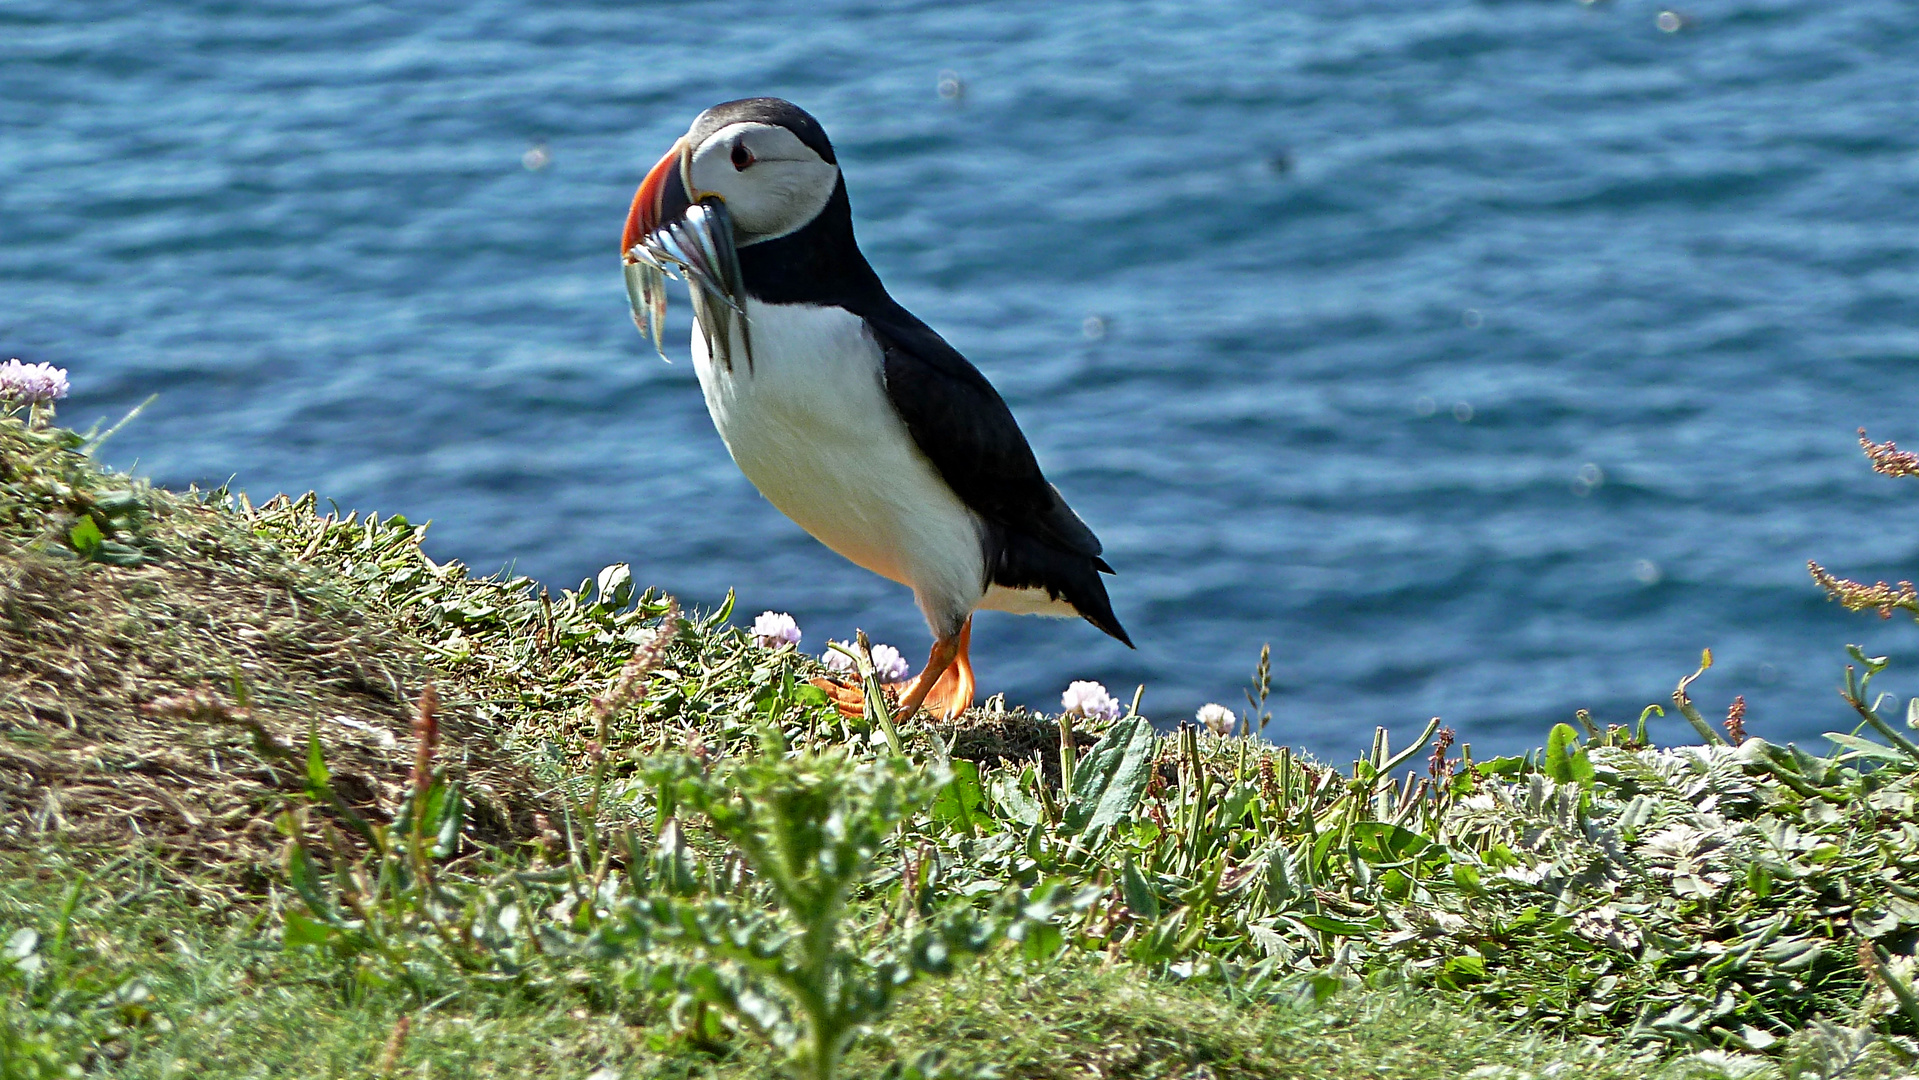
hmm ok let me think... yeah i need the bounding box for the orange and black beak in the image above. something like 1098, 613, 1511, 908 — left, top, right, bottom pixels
620, 136, 751, 371
622, 138, 692, 261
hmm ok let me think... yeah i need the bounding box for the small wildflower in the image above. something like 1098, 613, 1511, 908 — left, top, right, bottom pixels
594, 602, 678, 723
1428, 726, 1457, 780
1809, 561, 1918, 619
751, 611, 801, 649
1859, 428, 1919, 479
0, 359, 70, 405
1195, 703, 1236, 737
1256, 756, 1282, 803
1723, 695, 1747, 745
1061, 680, 1120, 723
869, 643, 910, 682
821, 639, 909, 681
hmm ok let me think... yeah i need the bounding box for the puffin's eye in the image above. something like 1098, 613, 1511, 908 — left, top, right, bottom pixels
731, 142, 755, 170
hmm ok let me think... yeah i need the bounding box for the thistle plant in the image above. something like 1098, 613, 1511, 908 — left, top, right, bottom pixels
611, 734, 1011, 1080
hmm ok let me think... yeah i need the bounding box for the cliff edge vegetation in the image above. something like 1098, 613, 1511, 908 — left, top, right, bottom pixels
3, 406, 1917, 1080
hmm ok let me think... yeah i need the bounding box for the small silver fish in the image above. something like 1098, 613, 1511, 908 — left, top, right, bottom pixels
622, 258, 667, 358
624, 198, 752, 373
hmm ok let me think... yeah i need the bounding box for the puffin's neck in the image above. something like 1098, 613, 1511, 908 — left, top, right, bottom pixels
737, 179, 888, 310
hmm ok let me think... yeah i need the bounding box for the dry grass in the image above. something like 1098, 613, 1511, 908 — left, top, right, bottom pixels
0, 416, 542, 891
0, 406, 1050, 889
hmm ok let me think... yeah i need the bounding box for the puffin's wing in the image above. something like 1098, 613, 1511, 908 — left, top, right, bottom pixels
861, 301, 1108, 566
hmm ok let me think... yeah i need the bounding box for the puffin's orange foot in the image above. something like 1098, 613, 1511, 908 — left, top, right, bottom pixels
894, 618, 976, 721
911, 655, 975, 720
809, 677, 898, 720
811, 618, 978, 723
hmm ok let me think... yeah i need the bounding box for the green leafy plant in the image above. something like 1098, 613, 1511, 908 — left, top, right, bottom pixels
275, 686, 484, 1002
607, 735, 1030, 1080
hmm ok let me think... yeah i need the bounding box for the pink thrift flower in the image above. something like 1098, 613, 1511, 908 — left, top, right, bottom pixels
752, 611, 801, 649
821, 640, 909, 681
0, 359, 70, 405
1061, 680, 1120, 723
869, 644, 910, 682
1196, 703, 1236, 737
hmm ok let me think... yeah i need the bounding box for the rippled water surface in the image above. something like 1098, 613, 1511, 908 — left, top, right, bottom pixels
7, 0, 1919, 757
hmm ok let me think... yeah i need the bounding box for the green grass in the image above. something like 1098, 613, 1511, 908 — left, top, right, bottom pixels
5, 407, 1919, 1079
0, 851, 1752, 1080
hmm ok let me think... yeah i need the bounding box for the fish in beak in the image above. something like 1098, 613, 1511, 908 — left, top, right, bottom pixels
622, 138, 752, 371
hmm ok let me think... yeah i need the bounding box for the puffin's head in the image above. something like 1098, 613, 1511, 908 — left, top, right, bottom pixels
622, 97, 841, 258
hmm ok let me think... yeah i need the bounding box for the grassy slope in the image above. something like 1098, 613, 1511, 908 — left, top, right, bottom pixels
0, 418, 542, 892
3, 412, 1917, 1079
2, 853, 1687, 1080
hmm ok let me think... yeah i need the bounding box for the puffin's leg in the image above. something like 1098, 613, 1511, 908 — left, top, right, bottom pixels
915, 616, 975, 720
891, 630, 963, 725
810, 618, 975, 721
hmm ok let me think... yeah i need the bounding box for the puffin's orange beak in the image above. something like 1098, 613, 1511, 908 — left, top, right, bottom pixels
622, 138, 690, 260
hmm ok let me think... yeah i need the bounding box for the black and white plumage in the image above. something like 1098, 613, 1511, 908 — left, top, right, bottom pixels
623, 97, 1129, 718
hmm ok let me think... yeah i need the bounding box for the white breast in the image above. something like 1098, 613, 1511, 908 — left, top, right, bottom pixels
690, 298, 988, 638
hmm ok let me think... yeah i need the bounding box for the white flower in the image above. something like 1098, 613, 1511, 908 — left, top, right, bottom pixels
819, 640, 910, 682
1060, 680, 1121, 723
1196, 703, 1236, 736
0, 359, 69, 404
869, 643, 909, 682
751, 611, 800, 649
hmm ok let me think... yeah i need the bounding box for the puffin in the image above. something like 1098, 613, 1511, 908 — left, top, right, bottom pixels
620, 97, 1130, 722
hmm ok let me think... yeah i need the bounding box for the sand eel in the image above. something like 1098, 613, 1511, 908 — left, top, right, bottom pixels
621, 97, 1131, 722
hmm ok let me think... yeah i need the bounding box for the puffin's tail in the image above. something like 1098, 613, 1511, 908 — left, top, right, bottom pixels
994, 529, 1134, 648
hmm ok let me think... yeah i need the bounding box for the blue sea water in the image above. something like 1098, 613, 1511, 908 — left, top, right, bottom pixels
5, 0, 1919, 759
